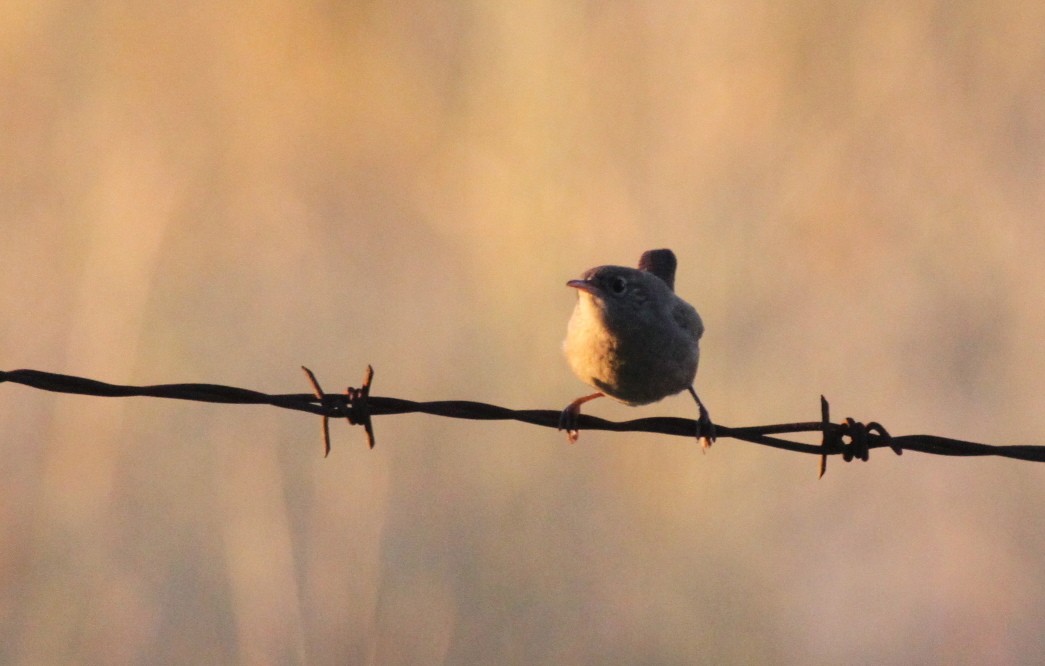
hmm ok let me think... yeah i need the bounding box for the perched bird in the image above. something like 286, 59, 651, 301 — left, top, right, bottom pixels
560, 249, 715, 447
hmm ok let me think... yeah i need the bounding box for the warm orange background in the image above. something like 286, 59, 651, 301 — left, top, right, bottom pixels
2, 3, 1043, 663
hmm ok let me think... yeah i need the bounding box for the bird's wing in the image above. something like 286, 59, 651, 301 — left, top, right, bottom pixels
672, 299, 704, 342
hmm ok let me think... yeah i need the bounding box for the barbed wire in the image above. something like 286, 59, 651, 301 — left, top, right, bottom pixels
2, 366, 1043, 477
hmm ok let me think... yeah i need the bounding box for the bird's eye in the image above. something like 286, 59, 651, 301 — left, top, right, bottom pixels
610, 276, 627, 295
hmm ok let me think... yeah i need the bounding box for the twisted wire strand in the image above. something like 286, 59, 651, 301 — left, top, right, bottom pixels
3, 368, 1043, 476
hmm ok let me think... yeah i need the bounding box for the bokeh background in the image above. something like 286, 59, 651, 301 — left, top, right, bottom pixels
2, 2, 1044, 664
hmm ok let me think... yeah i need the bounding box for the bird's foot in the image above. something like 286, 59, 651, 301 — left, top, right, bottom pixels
558, 405, 581, 444
558, 392, 604, 444
696, 407, 716, 451
688, 386, 716, 451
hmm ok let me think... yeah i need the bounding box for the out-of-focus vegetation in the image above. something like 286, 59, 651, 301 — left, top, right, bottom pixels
1, 3, 1043, 663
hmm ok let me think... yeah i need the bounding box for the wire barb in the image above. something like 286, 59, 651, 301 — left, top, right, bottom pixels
301, 364, 375, 455
819, 396, 830, 479
348, 365, 376, 450
819, 396, 901, 478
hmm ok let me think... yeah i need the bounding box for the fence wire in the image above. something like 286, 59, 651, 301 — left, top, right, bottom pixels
3, 367, 1043, 477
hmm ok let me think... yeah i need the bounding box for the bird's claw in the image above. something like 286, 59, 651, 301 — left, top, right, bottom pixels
686, 386, 716, 451
695, 399, 716, 451
558, 392, 603, 444
558, 405, 581, 444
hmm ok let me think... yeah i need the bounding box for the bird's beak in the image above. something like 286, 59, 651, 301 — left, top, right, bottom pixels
566, 278, 599, 295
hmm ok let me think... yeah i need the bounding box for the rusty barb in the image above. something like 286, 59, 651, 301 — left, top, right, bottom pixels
1, 366, 1043, 477
818, 395, 902, 479
302, 365, 375, 454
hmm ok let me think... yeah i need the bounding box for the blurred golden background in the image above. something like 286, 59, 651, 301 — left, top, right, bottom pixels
2, 2, 1044, 663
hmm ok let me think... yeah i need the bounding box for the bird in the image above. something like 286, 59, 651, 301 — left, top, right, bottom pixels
559, 248, 715, 448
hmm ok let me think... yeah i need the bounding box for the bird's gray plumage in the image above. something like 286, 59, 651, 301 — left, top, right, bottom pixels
561, 248, 714, 445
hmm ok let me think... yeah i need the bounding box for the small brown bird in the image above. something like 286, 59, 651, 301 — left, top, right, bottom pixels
559, 249, 715, 447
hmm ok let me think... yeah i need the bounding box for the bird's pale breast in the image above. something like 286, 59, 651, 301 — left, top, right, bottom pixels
564, 291, 700, 406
